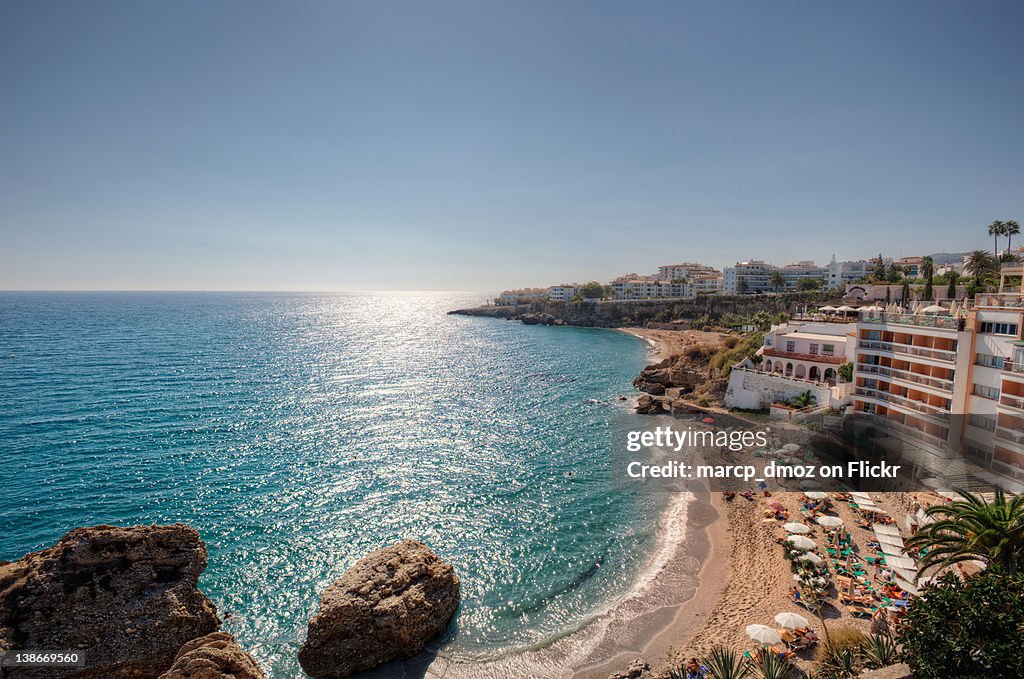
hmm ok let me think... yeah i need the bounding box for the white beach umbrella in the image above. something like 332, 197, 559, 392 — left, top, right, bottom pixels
783, 443, 801, 452
804, 491, 828, 500
784, 522, 811, 534
799, 479, 823, 490
774, 612, 811, 629
921, 304, 947, 314
797, 552, 823, 565
816, 516, 844, 528
746, 624, 782, 646
836, 305, 856, 313
819, 305, 837, 312
786, 535, 816, 550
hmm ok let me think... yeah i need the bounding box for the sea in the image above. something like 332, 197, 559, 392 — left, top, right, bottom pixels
0, 292, 692, 677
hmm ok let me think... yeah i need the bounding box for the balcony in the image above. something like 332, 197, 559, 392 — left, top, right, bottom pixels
762, 347, 843, 364
996, 426, 1024, 448
856, 364, 954, 392
854, 388, 950, 421
1000, 393, 1024, 411
858, 339, 957, 363
972, 292, 1024, 310
858, 312, 960, 330
878, 415, 950, 449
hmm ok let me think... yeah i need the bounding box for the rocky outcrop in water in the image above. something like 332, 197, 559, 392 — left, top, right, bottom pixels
0, 524, 220, 678
633, 354, 706, 398
157, 632, 265, 679
298, 540, 459, 679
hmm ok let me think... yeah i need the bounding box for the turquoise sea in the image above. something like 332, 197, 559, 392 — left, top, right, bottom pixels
0, 292, 665, 676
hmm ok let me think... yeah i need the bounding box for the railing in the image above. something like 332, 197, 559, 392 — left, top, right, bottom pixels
881, 416, 950, 448
1004, 359, 1024, 375
1000, 393, 1024, 411
858, 340, 957, 362
762, 347, 844, 364
858, 312, 960, 330
854, 388, 950, 421
995, 426, 1024, 447
973, 293, 1024, 309
856, 364, 954, 391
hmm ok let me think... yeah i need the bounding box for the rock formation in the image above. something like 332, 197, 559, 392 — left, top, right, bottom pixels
158, 632, 265, 679
0, 524, 220, 678
298, 540, 459, 679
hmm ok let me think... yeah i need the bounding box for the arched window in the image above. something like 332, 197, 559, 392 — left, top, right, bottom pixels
795, 365, 806, 379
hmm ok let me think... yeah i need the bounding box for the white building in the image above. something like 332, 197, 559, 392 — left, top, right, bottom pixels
547, 284, 580, 302
610, 276, 688, 300
656, 262, 720, 281
723, 260, 827, 294
725, 322, 855, 410
495, 288, 547, 305
827, 257, 875, 289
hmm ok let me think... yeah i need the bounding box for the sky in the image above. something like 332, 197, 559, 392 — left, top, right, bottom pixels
1, 1, 1023, 292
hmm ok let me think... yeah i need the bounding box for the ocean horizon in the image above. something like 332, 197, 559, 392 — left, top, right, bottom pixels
0, 291, 677, 676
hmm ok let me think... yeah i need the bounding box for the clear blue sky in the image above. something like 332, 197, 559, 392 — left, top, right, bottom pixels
2, 1, 1022, 292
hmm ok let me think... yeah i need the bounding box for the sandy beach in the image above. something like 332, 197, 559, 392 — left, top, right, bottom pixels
619, 328, 729, 362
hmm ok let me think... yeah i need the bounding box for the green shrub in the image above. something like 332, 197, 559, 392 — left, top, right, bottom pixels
900, 570, 1024, 678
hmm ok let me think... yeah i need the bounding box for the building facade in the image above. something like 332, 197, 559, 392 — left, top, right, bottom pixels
723, 260, 827, 294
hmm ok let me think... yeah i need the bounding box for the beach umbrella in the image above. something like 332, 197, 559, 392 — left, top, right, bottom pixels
774, 612, 810, 629
819, 305, 837, 312
786, 535, 816, 550
768, 500, 786, 511
816, 516, 844, 528
746, 624, 782, 646
797, 552, 823, 565
799, 479, 823, 490
836, 305, 856, 313
804, 491, 828, 500
783, 443, 801, 452
702, 417, 715, 424
921, 304, 946, 314
784, 522, 810, 534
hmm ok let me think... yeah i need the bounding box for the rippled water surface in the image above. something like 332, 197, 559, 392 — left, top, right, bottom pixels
0, 292, 657, 676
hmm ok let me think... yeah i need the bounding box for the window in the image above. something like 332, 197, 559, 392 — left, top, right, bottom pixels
973, 383, 1000, 400
979, 321, 1019, 336
764, 337, 772, 347
975, 353, 1006, 369
822, 344, 835, 356
809, 343, 819, 355
968, 413, 997, 432
786, 341, 796, 352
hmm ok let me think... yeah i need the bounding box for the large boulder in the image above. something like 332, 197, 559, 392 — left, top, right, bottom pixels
0, 524, 219, 678
158, 632, 265, 679
298, 540, 459, 679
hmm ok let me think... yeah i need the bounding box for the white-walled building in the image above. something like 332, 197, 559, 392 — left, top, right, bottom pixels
725, 322, 855, 410
827, 258, 875, 289
546, 284, 581, 302
656, 262, 721, 281
610, 276, 688, 300
723, 260, 827, 294
495, 288, 548, 305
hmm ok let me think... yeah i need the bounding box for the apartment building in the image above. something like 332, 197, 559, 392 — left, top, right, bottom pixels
610, 276, 687, 300
495, 288, 548, 305
656, 262, 721, 281
849, 270, 1024, 480
827, 258, 876, 290
546, 284, 580, 302
723, 260, 827, 294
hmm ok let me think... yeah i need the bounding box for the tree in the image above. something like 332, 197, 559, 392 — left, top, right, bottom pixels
946, 271, 959, 300
988, 219, 1006, 256
965, 250, 997, 289
900, 570, 1024, 679
580, 281, 604, 299
906, 487, 1024, 576
838, 362, 853, 382
700, 646, 750, 679
921, 256, 934, 300
796, 277, 821, 291
737, 278, 750, 294
1006, 219, 1021, 252
900, 280, 911, 304
884, 287, 891, 305
871, 254, 886, 282
769, 271, 786, 292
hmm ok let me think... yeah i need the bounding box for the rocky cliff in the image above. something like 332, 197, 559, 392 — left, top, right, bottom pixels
158, 632, 265, 679
0, 524, 221, 678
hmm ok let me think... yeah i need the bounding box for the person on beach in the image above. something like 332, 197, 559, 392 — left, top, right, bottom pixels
685, 657, 702, 678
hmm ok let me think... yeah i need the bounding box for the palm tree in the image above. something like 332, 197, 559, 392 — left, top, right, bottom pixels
1005, 219, 1020, 252
789, 390, 817, 409
905, 487, 1024, 577
701, 646, 750, 679
988, 219, 1006, 256
769, 271, 785, 293
964, 249, 997, 288
749, 651, 804, 678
